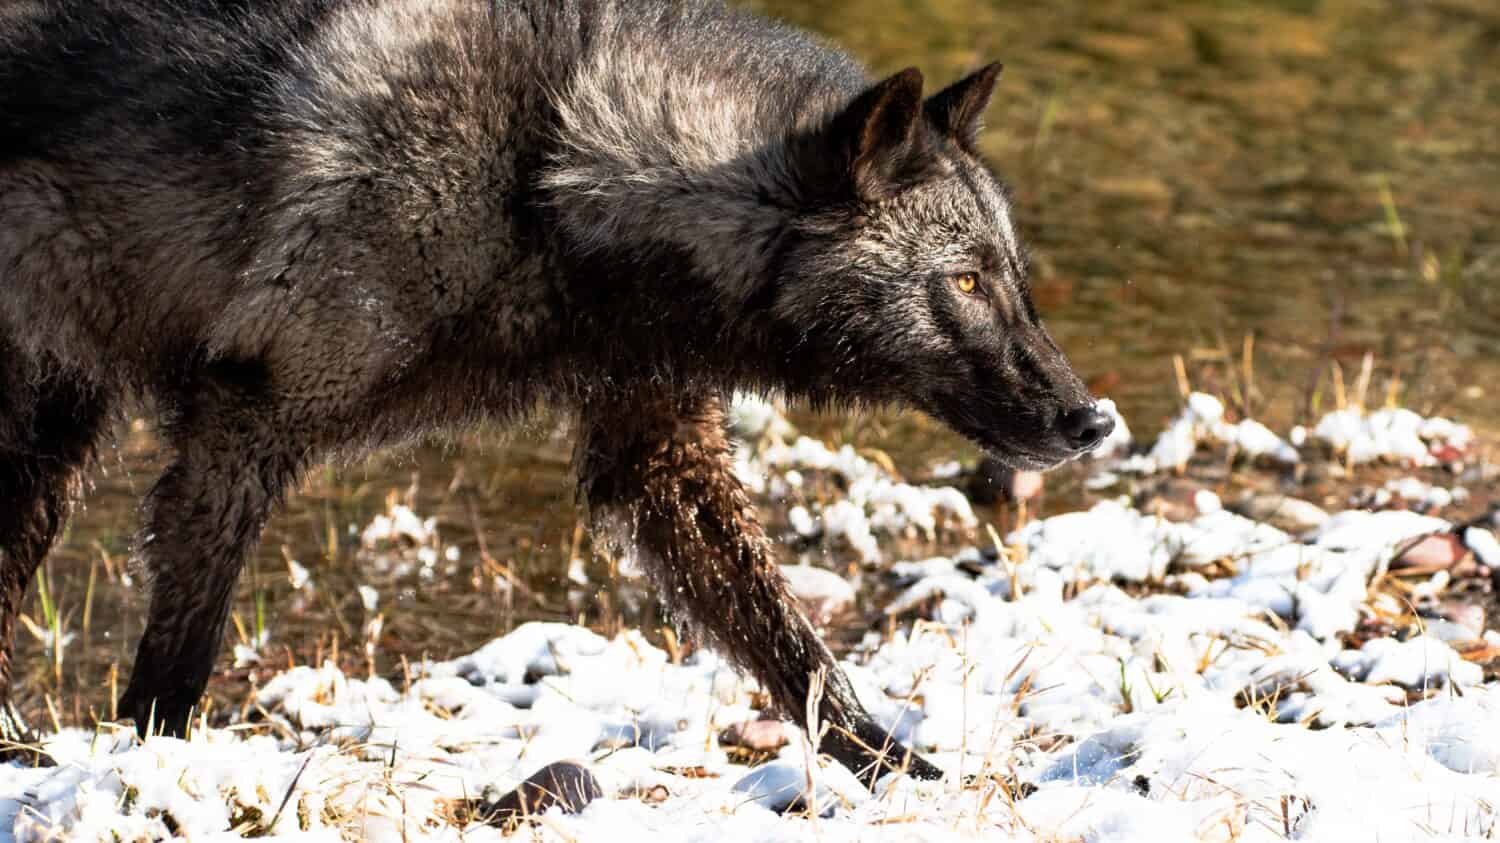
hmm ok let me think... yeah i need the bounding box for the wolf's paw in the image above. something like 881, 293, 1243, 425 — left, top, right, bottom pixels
824, 716, 944, 789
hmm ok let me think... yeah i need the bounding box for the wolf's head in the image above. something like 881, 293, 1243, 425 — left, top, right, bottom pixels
771, 65, 1112, 469
541, 41, 1109, 467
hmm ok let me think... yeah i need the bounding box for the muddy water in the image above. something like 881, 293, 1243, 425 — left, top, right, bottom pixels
15, 0, 1499, 726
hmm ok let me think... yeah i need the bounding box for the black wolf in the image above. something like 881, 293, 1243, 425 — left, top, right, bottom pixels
0, 0, 1111, 781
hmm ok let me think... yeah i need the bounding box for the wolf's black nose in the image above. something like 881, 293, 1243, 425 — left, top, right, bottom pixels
1060, 405, 1114, 451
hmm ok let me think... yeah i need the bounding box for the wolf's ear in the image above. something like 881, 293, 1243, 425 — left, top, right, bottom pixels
924, 62, 1002, 153
825, 67, 935, 203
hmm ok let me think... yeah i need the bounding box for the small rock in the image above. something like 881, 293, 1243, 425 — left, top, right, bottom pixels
732, 762, 834, 816
1234, 492, 1330, 534
478, 761, 603, 826
1303, 461, 1348, 484
1459, 466, 1500, 486
1439, 600, 1486, 638
719, 719, 790, 753
779, 564, 855, 627
1141, 495, 1196, 523
1431, 444, 1465, 463
1419, 619, 1479, 645
1392, 533, 1467, 572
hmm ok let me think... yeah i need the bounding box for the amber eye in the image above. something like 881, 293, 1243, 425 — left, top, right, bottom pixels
953, 272, 980, 295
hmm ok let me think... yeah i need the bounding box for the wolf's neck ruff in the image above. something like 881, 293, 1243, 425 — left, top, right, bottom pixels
538, 8, 865, 306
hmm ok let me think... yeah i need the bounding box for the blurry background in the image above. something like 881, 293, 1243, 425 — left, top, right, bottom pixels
17, 0, 1498, 728
750, 0, 1500, 425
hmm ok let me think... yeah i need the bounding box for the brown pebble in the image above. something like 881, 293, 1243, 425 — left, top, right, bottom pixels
1440, 600, 1486, 638
719, 719, 790, 752
779, 564, 855, 627
1392, 533, 1468, 572
1234, 492, 1330, 535
480, 760, 603, 826
1142, 495, 1197, 523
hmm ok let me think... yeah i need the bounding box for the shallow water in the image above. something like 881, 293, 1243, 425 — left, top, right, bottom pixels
17, 0, 1499, 726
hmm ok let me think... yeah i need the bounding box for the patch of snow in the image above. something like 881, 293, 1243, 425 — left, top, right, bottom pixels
6, 399, 1498, 843
1465, 527, 1500, 568
361, 505, 435, 548
1091, 398, 1134, 461
1314, 406, 1472, 467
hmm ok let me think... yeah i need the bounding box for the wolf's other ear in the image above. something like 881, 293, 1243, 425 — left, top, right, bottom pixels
924, 62, 1003, 153
827, 67, 934, 203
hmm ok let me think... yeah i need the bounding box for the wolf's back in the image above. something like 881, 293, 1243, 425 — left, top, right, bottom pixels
0, 0, 855, 378
0, 0, 356, 163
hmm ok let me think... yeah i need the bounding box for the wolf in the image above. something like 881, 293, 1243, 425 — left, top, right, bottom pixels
0, 0, 1112, 781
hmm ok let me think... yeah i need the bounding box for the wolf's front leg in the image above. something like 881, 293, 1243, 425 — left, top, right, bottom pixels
576, 394, 942, 786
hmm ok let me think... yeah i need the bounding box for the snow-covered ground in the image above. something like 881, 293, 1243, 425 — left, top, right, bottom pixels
3, 396, 1497, 842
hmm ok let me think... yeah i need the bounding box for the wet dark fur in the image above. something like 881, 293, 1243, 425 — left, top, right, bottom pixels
0, 0, 1101, 781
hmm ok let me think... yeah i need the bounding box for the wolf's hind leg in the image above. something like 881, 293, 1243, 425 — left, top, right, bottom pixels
118, 372, 308, 738
576, 394, 943, 786
0, 355, 111, 760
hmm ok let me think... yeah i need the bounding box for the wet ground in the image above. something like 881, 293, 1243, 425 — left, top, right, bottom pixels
13, 0, 1499, 728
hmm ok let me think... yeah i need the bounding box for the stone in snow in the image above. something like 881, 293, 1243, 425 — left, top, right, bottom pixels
477, 760, 603, 826
719, 720, 791, 752
731, 762, 834, 817
1439, 599, 1486, 639
1234, 492, 1330, 534
1392, 533, 1467, 572
779, 564, 855, 627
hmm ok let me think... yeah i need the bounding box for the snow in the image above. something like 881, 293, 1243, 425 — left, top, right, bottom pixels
1335, 636, 1483, 688
732, 399, 976, 562
1008, 499, 1177, 582
726, 392, 797, 443
1223, 418, 1301, 463
2, 398, 1497, 842
1099, 393, 1478, 477
1091, 398, 1134, 461
1466, 526, 1500, 568
1136, 392, 1301, 473
1314, 407, 1474, 467
1362, 477, 1467, 511
1303, 509, 1450, 552
360, 505, 435, 549
1147, 416, 1197, 473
